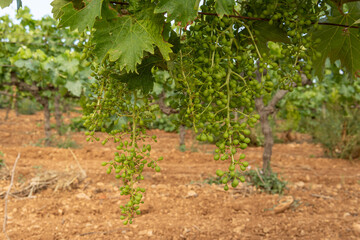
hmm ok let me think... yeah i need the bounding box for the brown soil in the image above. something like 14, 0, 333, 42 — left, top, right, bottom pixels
0, 110, 359, 240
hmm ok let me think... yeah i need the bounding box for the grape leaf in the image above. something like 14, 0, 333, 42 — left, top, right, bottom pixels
51, 0, 85, 19
252, 22, 290, 55
215, 0, 234, 17
110, 56, 161, 93
0, 0, 12, 8
154, 0, 199, 27
58, 0, 102, 32
93, 4, 172, 72
51, 0, 70, 19
65, 80, 82, 96
312, 2, 360, 78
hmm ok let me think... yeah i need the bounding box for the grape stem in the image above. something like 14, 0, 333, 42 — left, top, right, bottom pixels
231, 71, 248, 86
243, 23, 262, 59
225, 65, 235, 165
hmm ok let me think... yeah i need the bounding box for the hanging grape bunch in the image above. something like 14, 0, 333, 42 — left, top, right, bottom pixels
172, 0, 323, 190
81, 52, 163, 224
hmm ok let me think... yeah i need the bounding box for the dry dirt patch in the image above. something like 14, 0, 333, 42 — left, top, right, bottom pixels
0, 110, 359, 239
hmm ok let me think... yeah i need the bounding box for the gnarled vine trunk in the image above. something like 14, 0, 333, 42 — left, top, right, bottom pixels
255, 90, 288, 175
42, 100, 51, 145
179, 125, 186, 147
54, 94, 63, 135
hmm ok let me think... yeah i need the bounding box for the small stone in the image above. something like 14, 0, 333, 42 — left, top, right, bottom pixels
185, 190, 198, 198
233, 225, 245, 234
96, 182, 105, 187
311, 184, 322, 190
343, 212, 351, 218
139, 230, 153, 236
232, 202, 243, 211
336, 184, 342, 189
295, 181, 305, 188
75, 192, 90, 200
305, 175, 311, 182
274, 196, 294, 214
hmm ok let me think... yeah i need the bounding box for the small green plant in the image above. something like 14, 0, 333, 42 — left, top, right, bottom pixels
179, 144, 186, 152
244, 169, 288, 195
18, 98, 41, 115
32, 165, 43, 170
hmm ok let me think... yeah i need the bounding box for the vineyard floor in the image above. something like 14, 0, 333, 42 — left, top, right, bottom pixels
0, 110, 359, 240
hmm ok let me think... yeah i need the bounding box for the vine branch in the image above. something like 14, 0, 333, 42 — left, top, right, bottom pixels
108, 2, 359, 29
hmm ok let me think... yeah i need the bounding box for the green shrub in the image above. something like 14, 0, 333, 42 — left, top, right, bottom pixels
244, 169, 288, 195
18, 98, 41, 115
204, 168, 288, 195
307, 106, 360, 160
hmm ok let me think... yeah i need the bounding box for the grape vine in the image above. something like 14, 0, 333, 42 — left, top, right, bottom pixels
2, 0, 359, 225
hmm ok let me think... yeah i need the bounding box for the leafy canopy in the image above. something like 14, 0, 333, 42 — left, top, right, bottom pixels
0, 7, 91, 97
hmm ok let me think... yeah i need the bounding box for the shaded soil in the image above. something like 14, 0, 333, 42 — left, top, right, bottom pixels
0, 110, 359, 239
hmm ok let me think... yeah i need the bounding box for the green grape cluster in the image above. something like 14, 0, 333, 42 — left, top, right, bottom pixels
243, 0, 325, 89
80, 52, 163, 224
174, 15, 261, 190
171, 0, 322, 190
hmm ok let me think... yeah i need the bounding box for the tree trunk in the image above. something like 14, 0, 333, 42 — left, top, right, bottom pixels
54, 94, 63, 135
14, 91, 19, 117
2, 88, 16, 120
256, 100, 274, 174
179, 125, 186, 146
255, 90, 288, 175
42, 100, 52, 146
5, 100, 11, 121
63, 101, 71, 117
